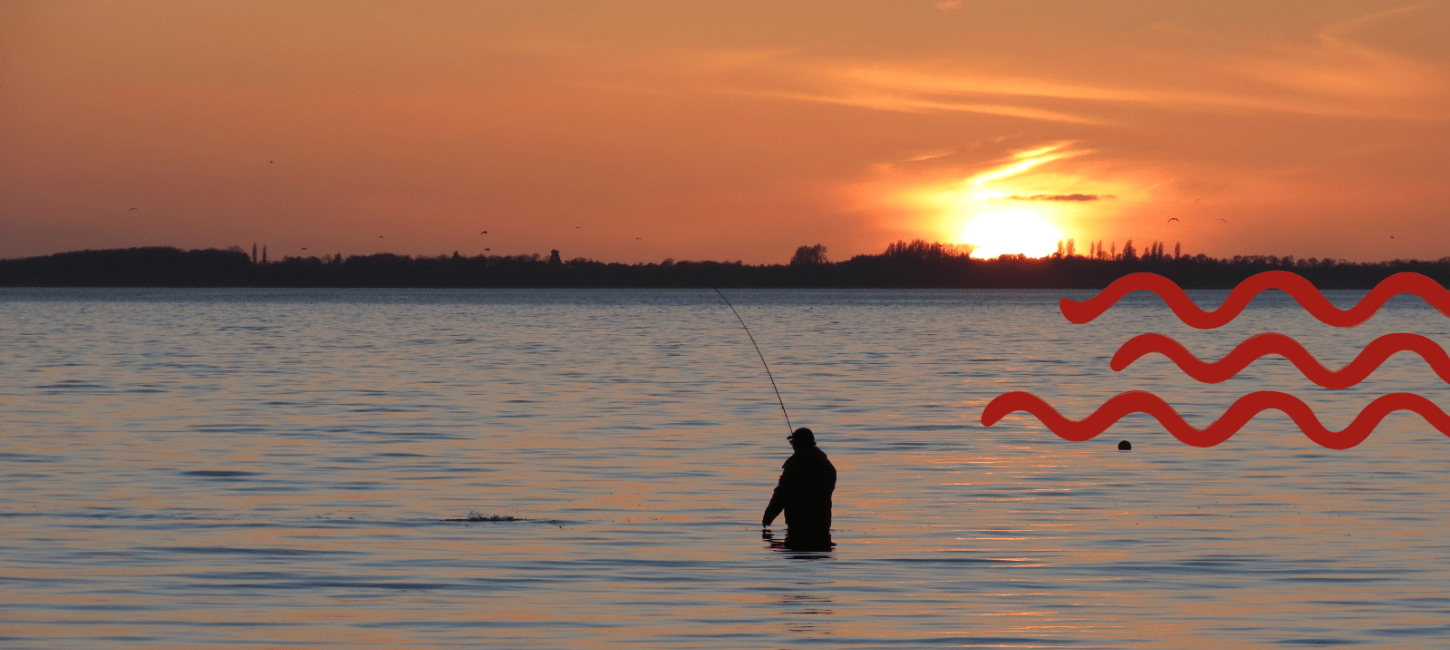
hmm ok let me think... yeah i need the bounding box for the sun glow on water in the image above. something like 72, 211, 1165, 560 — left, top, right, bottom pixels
960, 209, 1063, 259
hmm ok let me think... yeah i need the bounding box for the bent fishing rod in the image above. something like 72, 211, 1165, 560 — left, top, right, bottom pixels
686, 271, 794, 435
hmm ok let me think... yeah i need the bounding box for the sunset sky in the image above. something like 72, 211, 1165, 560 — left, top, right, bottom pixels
3, 1, 1447, 263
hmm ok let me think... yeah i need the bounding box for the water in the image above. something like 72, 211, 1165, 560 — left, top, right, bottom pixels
3, 287, 1450, 648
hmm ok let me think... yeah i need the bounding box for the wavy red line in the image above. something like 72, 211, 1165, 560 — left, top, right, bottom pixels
1113, 332, 1450, 389
1060, 271, 1450, 328
980, 390, 1450, 449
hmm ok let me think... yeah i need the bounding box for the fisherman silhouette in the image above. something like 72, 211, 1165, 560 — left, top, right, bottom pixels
763, 427, 836, 550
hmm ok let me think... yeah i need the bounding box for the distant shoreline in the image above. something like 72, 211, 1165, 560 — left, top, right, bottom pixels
3, 244, 1448, 289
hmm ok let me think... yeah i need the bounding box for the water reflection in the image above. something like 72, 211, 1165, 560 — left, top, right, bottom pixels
779, 592, 835, 634
763, 528, 835, 556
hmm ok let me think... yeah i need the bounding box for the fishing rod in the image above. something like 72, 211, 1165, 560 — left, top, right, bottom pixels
687, 271, 794, 435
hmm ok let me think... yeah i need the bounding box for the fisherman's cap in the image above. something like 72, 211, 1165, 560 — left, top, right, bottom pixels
788, 427, 815, 445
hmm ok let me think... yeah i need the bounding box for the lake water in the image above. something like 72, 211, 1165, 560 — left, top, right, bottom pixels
3, 287, 1450, 649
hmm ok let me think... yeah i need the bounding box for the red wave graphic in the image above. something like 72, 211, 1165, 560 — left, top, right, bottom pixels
980, 390, 1450, 449
1060, 271, 1450, 328
1112, 332, 1450, 389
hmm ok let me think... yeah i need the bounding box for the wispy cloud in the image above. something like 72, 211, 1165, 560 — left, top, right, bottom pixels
834, 62, 1442, 120
1229, 4, 1445, 104
1000, 193, 1111, 201
690, 5, 1446, 125
710, 88, 1110, 125
970, 142, 1088, 184
903, 149, 956, 163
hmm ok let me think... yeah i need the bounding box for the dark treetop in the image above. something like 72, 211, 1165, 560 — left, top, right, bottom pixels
4, 240, 1449, 289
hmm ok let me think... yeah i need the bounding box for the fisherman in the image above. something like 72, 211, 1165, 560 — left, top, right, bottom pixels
762, 427, 837, 549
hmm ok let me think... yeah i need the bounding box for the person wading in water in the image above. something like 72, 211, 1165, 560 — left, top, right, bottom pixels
762, 427, 836, 550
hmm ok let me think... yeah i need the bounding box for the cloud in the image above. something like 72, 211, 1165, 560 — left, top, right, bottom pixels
672, 5, 1445, 131
1224, 5, 1445, 107
969, 142, 1090, 185
711, 88, 1109, 125
835, 64, 1440, 120
1001, 193, 1112, 202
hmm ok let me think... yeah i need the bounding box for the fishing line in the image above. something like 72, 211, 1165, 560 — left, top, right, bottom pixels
687, 271, 794, 434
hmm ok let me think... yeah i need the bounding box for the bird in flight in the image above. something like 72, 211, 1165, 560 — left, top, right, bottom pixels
129, 207, 138, 211
484, 247, 491, 251
1215, 218, 1228, 223
378, 235, 384, 238
1166, 218, 1179, 223
301, 247, 308, 251
270, 160, 274, 164
635, 237, 642, 240
480, 230, 487, 234
574, 226, 581, 229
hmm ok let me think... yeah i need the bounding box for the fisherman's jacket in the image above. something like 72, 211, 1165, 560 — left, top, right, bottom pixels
763, 445, 836, 538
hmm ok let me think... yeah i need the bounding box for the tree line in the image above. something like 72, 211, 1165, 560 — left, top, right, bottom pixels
2, 239, 1448, 289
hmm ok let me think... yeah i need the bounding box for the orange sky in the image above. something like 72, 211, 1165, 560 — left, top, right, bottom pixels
3, 1, 1447, 263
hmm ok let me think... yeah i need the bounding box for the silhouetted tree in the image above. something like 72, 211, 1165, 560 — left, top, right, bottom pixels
7, 242, 1450, 289
883, 239, 970, 260
791, 244, 829, 266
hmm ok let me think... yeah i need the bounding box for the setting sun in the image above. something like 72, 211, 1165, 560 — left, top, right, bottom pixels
960, 209, 1064, 259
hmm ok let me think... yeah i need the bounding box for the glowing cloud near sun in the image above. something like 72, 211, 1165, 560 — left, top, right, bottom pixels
961, 209, 1063, 259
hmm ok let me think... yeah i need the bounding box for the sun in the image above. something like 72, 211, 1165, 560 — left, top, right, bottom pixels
960, 209, 1063, 259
